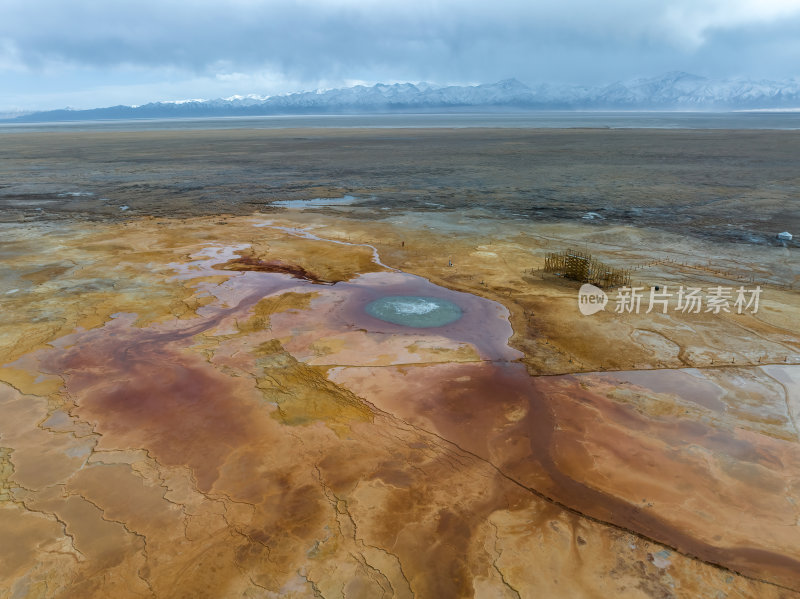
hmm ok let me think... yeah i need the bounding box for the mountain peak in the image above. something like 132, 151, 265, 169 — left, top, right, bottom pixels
492, 78, 530, 91
653, 71, 706, 82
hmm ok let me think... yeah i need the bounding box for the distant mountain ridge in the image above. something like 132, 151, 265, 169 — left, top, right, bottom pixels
8, 72, 800, 122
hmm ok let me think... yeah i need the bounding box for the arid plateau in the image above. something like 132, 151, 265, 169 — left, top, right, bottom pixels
0, 128, 798, 598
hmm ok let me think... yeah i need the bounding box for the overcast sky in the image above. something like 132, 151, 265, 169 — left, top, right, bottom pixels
1, 0, 800, 112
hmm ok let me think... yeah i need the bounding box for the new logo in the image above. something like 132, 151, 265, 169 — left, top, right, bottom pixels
578, 283, 608, 315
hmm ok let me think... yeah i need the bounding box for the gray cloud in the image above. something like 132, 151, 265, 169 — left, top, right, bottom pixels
1, 0, 799, 111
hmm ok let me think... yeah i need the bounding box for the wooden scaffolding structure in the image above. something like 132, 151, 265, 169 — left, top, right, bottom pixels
543, 249, 631, 288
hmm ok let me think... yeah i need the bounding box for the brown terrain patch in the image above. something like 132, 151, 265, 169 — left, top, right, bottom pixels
216, 255, 334, 284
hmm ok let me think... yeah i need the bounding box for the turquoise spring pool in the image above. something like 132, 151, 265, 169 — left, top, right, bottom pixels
364, 295, 463, 328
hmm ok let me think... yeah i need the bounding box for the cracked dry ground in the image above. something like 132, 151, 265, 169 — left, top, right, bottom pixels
1, 213, 799, 599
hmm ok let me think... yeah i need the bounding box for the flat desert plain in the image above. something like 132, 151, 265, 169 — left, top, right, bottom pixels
0, 128, 798, 598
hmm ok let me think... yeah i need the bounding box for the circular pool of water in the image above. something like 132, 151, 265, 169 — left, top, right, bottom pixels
365, 295, 463, 328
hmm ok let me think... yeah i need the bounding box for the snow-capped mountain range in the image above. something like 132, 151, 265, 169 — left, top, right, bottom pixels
9, 72, 800, 122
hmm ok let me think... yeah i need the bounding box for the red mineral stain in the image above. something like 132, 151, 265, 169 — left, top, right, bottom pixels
332, 361, 800, 589
55, 331, 262, 492
35, 290, 285, 492
216, 256, 332, 284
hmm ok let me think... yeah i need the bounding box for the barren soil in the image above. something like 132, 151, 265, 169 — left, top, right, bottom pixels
0, 129, 798, 598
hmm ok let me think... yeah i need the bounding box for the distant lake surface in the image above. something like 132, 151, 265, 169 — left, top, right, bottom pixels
2, 111, 800, 132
